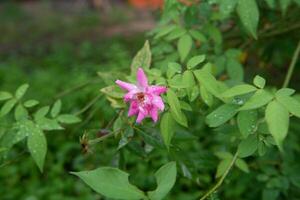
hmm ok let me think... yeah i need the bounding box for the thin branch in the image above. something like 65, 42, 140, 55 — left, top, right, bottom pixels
55, 78, 101, 99
282, 40, 300, 88
199, 151, 239, 200
75, 94, 102, 116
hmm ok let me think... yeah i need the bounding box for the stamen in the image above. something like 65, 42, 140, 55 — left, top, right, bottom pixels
136, 92, 145, 102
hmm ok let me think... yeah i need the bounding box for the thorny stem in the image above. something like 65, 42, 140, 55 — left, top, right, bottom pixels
199, 151, 239, 200
282, 40, 300, 88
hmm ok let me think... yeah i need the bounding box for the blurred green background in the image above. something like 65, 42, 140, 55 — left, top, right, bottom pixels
0, 1, 148, 199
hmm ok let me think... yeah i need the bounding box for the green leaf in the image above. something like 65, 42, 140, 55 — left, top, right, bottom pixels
276, 95, 300, 118
265, 0, 276, 8
276, 88, 295, 97
206, 104, 239, 127
160, 112, 175, 149
36, 118, 64, 131
148, 162, 177, 200
279, 0, 291, 14
71, 167, 146, 200
51, 99, 62, 118
239, 89, 273, 110
118, 127, 134, 150
177, 34, 193, 62
265, 100, 289, 148
12, 120, 36, 144
135, 128, 164, 149
0, 99, 17, 117
200, 85, 214, 107
219, 0, 238, 16
130, 40, 151, 75
235, 158, 249, 173
167, 62, 181, 78
182, 70, 196, 100
101, 85, 124, 99
206, 24, 223, 44
189, 30, 207, 42
238, 134, 258, 158
237, 0, 259, 39
57, 114, 81, 124
180, 101, 192, 111
167, 89, 188, 127
14, 104, 28, 121
168, 74, 188, 89
15, 84, 29, 100
187, 55, 206, 69
222, 84, 257, 98
24, 100, 39, 108
215, 151, 233, 160
113, 116, 124, 134
253, 75, 266, 89
0, 91, 13, 101
258, 141, 267, 156
237, 110, 258, 138
34, 106, 50, 120
27, 126, 47, 172
216, 159, 231, 178
226, 59, 244, 81
194, 69, 222, 99
154, 25, 176, 39
166, 27, 187, 41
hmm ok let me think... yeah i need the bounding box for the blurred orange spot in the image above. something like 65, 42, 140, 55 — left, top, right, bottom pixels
129, 0, 164, 9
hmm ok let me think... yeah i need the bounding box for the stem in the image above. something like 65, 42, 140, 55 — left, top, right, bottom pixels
199, 151, 238, 200
88, 131, 116, 145
75, 94, 102, 116
283, 40, 300, 88
55, 78, 101, 99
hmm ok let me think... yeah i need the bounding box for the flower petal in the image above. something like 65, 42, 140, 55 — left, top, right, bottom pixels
137, 68, 148, 88
116, 80, 137, 91
150, 107, 158, 122
152, 96, 165, 111
136, 111, 146, 123
124, 90, 137, 102
128, 101, 139, 116
149, 86, 167, 95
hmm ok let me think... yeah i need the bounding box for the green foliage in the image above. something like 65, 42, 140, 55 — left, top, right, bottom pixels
166, 89, 188, 127
72, 167, 146, 200
160, 112, 175, 149
0, 84, 80, 172
148, 162, 177, 200
237, 0, 259, 38
130, 40, 151, 75
265, 100, 289, 148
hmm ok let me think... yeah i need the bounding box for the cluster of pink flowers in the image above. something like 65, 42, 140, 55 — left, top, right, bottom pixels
116, 68, 167, 123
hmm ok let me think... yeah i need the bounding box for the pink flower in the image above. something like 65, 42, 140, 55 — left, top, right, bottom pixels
116, 68, 167, 123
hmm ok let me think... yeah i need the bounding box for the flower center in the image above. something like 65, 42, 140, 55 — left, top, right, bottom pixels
136, 92, 145, 103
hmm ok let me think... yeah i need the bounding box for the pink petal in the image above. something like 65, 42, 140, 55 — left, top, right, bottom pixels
116, 80, 136, 91
152, 96, 165, 111
136, 111, 146, 123
150, 107, 158, 122
149, 86, 167, 95
137, 68, 148, 88
128, 101, 139, 116
124, 90, 136, 102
